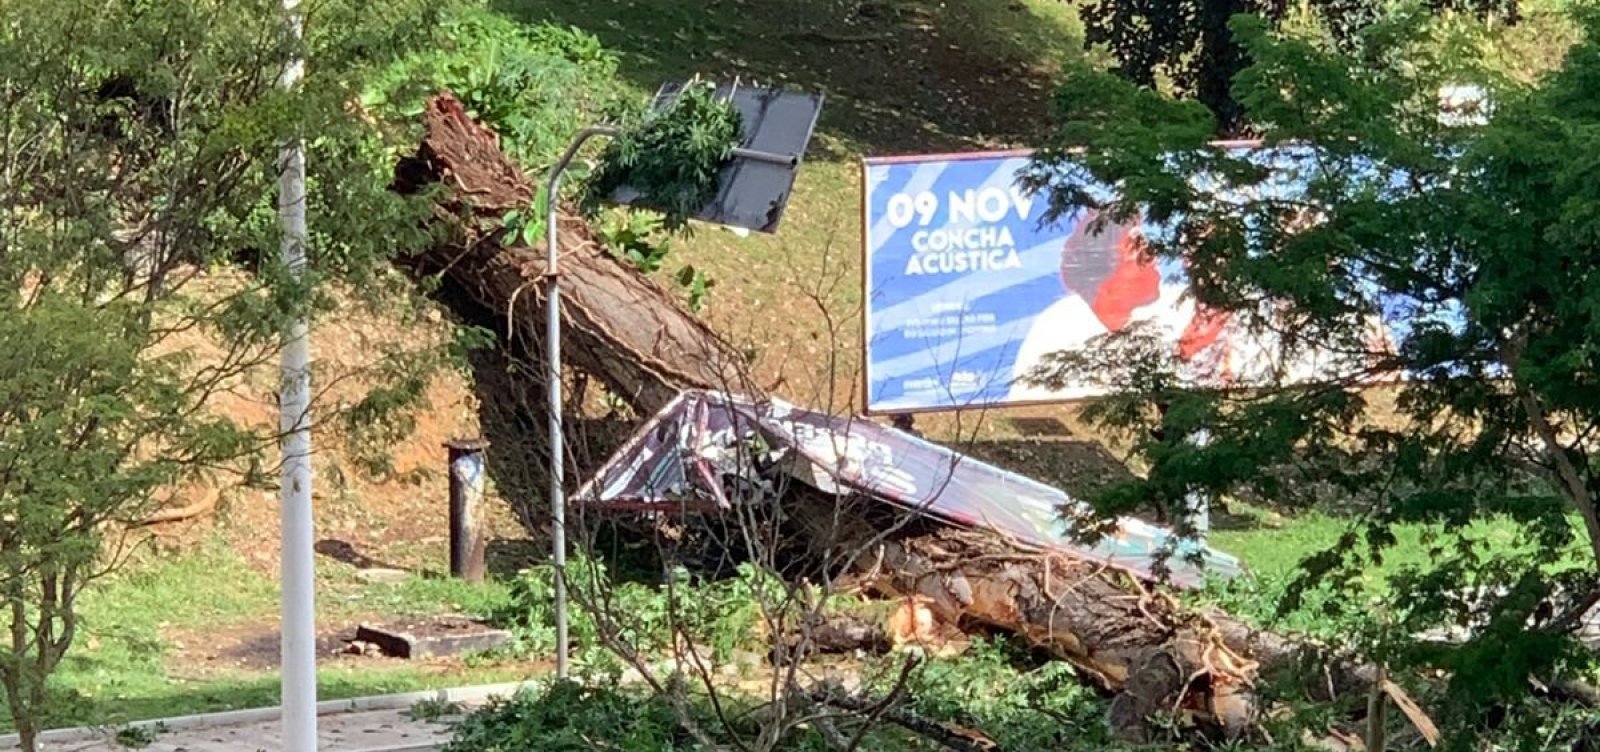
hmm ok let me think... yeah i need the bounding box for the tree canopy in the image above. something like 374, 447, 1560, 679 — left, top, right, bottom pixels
0, 0, 463, 744
1027, 6, 1600, 739
1079, 0, 1520, 133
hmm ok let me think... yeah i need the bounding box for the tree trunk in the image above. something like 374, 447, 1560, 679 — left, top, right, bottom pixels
850, 526, 1259, 740
391, 94, 758, 418
834, 522, 1383, 742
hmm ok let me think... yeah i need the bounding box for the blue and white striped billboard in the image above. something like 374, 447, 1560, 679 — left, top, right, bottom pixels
861, 148, 1413, 414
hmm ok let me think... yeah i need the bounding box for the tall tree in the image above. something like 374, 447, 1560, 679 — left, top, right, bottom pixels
1078, 0, 1519, 134
1026, 7, 1600, 742
0, 0, 444, 745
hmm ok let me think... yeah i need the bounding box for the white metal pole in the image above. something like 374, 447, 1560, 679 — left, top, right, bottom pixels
545, 126, 617, 680
1186, 428, 1211, 543
277, 0, 317, 748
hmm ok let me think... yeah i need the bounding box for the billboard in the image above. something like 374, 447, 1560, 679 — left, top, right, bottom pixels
861, 148, 1401, 414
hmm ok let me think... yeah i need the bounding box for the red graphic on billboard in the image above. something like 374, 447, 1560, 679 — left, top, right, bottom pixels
1059, 211, 1159, 332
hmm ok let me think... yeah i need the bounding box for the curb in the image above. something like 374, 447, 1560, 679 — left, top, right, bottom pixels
0, 680, 544, 749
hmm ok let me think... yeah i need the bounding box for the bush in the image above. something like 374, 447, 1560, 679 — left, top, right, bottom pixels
491, 559, 769, 664
362, 4, 633, 170
444, 682, 700, 752
898, 637, 1128, 752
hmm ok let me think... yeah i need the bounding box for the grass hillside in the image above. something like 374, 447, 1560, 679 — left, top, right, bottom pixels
493, 0, 1086, 417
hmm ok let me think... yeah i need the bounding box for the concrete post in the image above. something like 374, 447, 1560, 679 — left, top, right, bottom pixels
446, 438, 490, 583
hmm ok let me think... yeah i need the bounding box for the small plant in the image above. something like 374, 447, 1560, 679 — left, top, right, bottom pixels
676, 264, 715, 312
594, 210, 718, 312
498, 187, 550, 249
407, 697, 465, 723
596, 211, 672, 273
583, 80, 744, 231
363, 8, 629, 169
113, 722, 164, 749
443, 682, 698, 752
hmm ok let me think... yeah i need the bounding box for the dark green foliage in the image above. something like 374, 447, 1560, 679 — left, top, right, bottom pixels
583, 81, 744, 231
0, 299, 253, 741
444, 637, 1133, 752
1079, 0, 1519, 134
444, 682, 700, 752
1027, 7, 1600, 743
0, 0, 498, 744
597, 212, 676, 274
899, 638, 1130, 751
490, 559, 770, 664
363, 7, 631, 171
112, 722, 163, 749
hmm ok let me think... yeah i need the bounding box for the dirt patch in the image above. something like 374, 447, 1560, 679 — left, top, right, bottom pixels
133, 276, 531, 578
161, 616, 513, 677
161, 620, 361, 677
961, 438, 1133, 500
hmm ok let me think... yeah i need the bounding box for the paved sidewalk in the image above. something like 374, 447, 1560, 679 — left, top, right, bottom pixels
0, 682, 540, 752
34, 706, 464, 752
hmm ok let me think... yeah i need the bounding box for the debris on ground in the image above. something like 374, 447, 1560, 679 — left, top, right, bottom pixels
392, 93, 1425, 746
352, 616, 512, 660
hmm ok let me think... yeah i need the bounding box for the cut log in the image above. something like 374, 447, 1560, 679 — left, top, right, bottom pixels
798, 611, 892, 655
766, 611, 892, 665
853, 526, 1261, 741
391, 94, 757, 417
821, 518, 1389, 743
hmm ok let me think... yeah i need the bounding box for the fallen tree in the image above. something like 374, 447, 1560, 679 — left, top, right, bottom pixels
575, 390, 1432, 746
391, 96, 1422, 746
841, 523, 1432, 744
391, 94, 757, 418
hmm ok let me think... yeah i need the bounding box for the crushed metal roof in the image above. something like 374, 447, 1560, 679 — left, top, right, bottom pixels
575, 390, 1244, 587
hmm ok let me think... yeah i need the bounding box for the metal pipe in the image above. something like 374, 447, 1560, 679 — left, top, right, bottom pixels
545, 126, 618, 680
730, 146, 798, 167
277, 0, 316, 748
447, 438, 491, 583
1186, 428, 1212, 542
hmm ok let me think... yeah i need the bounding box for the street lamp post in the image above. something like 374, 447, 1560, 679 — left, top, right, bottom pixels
543, 83, 821, 679
277, 0, 317, 748
543, 126, 619, 681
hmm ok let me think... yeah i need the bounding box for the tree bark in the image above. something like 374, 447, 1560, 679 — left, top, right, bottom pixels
778, 611, 892, 660
850, 526, 1259, 740
838, 523, 1384, 743
391, 94, 757, 417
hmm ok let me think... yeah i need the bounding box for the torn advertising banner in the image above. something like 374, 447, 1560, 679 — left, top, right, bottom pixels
575, 390, 1243, 587
861, 145, 1416, 414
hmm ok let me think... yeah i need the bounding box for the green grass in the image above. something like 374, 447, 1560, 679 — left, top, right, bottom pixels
488, 0, 1084, 410
1211, 507, 1586, 587
495, 0, 1081, 153
1198, 503, 1594, 643
88, 540, 280, 628
12, 538, 532, 731
41, 541, 276, 728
